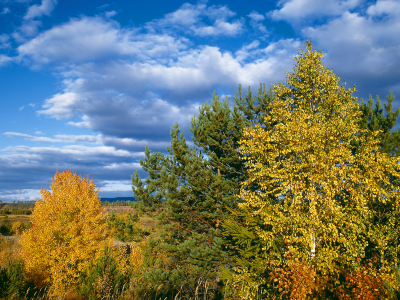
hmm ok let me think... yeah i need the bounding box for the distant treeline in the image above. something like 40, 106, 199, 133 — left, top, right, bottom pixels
101, 200, 136, 207
0, 208, 32, 215
0, 199, 137, 209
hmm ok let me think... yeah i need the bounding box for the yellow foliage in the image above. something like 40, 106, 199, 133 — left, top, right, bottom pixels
19, 170, 113, 296
237, 40, 400, 292
11, 221, 25, 235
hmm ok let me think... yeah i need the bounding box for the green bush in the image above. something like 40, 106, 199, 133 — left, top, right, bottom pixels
0, 259, 25, 299
76, 246, 130, 300
107, 210, 150, 242
0, 216, 12, 235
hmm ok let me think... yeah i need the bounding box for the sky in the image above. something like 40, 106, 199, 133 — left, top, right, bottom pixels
0, 0, 399, 201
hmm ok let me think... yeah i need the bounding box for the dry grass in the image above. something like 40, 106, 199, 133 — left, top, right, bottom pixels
0, 215, 31, 225
102, 206, 135, 214
102, 206, 157, 230
0, 209, 157, 230
0, 235, 22, 268
138, 216, 157, 229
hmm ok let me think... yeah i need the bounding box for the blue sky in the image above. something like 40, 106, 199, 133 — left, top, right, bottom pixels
0, 0, 399, 201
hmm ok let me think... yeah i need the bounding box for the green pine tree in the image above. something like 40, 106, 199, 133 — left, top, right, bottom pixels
359, 91, 400, 156
131, 84, 275, 298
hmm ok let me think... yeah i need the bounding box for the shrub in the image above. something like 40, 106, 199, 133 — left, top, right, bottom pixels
76, 246, 131, 300
0, 216, 12, 236
11, 221, 26, 235
0, 259, 25, 299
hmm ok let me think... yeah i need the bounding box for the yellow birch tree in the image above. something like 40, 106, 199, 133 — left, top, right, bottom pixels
20, 170, 113, 296
224, 40, 400, 298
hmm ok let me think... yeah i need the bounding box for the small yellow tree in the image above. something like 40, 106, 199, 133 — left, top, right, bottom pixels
20, 170, 113, 296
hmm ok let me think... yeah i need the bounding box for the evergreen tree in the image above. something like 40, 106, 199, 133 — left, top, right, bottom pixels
76, 246, 130, 300
107, 210, 150, 242
131, 85, 275, 297
359, 91, 400, 156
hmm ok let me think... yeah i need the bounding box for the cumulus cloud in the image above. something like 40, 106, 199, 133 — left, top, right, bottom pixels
1, 7, 10, 14
0, 34, 10, 49
23, 0, 57, 20
38, 92, 81, 119
10, 0, 58, 41
0, 54, 14, 66
17, 16, 189, 64
269, 0, 362, 24
302, 3, 400, 101
104, 10, 117, 18
247, 12, 268, 35
0, 144, 143, 200
145, 2, 245, 37
30, 39, 298, 141
366, 0, 400, 17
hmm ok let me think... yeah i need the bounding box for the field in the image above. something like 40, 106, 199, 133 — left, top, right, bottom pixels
0, 215, 31, 226
0, 205, 157, 233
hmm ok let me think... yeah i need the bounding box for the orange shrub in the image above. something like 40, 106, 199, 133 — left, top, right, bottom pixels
271, 257, 318, 300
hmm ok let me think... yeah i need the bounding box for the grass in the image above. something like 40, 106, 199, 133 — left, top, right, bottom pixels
0, 215, 31, 226
0, 206, 157, 230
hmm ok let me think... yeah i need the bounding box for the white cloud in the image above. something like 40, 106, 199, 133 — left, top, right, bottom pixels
17, 16, 189, 64
104, 10, 117, 18
97, 180, 132, 192
31, 40, 299, 142
4, 145, 140, 159
1, 7, 10, 14
54, 134, 101, 144
366, 0, 400, 17
15, 20, 42, 38
301, 4, 400, 100
269, 0, 362, 23
146, 2, 245, 37
19, 106, 24, 111
24, 0, 57, 20
38, 92, 81, 119
0, 189, 41, 202
3, 131, 171, 152
5, 132, 60, 142
247, 12, 268, 35
0, 54, 13, 66
193, 19, 244, 36
235, 40, 261, 62
248, 12, 265, 22
0, 34, 10, 49
0, 143, 144, 201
